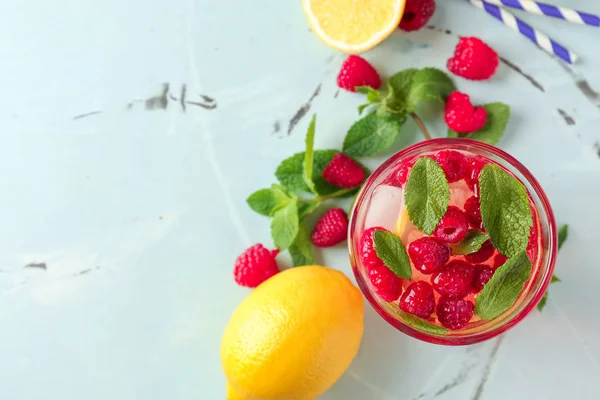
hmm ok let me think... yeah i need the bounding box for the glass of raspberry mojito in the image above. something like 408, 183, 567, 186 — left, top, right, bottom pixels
348, 138, 557, 345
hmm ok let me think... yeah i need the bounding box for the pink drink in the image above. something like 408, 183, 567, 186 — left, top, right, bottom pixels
349, 139, 557, 345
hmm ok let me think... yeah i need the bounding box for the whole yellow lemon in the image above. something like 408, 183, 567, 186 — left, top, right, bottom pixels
221, 265, 364, 400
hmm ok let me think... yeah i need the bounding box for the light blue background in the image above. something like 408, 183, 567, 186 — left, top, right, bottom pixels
0, 0, 599, 399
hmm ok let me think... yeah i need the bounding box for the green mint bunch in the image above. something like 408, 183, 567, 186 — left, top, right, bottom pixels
246, 116, 367, 266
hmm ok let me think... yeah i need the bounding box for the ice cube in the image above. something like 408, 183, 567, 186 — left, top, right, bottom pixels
364, 185, 405, 231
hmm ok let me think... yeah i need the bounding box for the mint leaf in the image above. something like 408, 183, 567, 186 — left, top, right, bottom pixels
400, 312, 448, 335
303, 115, 317, 195
387, 68, 418, 107
342, 112, 404, 157
558, 224, 569, 250
479, 164, 532, 257
450, 230, 490, 255
270, 198, 299, 250
289, 223, 316, 266
246, 184, 292, 216
298, 201, 321, 220
407, 67, 456, 110
475, 251, 532, 320
356, 86, 382, 103
405, 157, 450, 235
276, 150, 368, 196
537, 275, 561, 312
448, 103, 510, 145
373, 230, 411, 279
537, 292, 549, 312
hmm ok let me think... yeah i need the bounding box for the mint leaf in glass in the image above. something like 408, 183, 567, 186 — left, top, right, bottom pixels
478, 163, 532, 257
342, 112, 405, 157
405, 157, 450, 235
475, 251, 532, 320
400, 312, 448, 335
373, 230, 412, 279
450, 230, 490, 255
448, 102, 510, 145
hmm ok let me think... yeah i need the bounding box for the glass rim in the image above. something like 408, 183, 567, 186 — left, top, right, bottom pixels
348, 138, 558, 345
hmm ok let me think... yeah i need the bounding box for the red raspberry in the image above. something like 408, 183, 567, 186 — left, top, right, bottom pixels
398, 0, 436, 32
464, 196, 483, 230
368, 265, 404, 302
399, 281, 435, 318
465, 156, 487, 192
447, 37, 499, 81
322, 152, 365, 188
311, 208, 348, 247
234, 244, 280, 288
465, 240, 495, 264
445, 91, 487, 134
395, 160, 414, 187
432, 206, 469, 243
432, 150, 467, 183
337, 55, 382, 92
492, 253, 508, 269
431, 260, 475, 298
472, 265, 495, 293
437, 296, 474, 330
360, 226, 387, 270
408, 237, 450, 274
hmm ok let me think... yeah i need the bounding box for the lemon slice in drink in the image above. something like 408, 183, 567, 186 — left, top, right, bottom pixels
303, 0, 406, 53
395, 205, 410, 239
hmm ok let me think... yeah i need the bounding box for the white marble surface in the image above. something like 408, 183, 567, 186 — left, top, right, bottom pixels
0, 0, 599, 399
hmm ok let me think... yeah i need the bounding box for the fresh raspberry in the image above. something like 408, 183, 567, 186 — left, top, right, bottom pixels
368, 265, 404, 302
432, 150, 468, 183
447, 37, 499, 81
492, 253, 508, 269
464, 196, 483, 230
399, 281, 436, 318
398, 0, 436, 32
432, 206, 469, 243
311, 208, 349, 247
465, 240, 495, 264
431, 260, 475, 298
360, 226, 387, 270
234, 244, 280, 288
465, 156, 487, 191
395, 160, 414, 187
472, 265, 495, 293
437, 296, 474, 330
445, 91, 487, 134
408, 237, 450, 274
337, 55, 382, 92
322, 152, 365, 188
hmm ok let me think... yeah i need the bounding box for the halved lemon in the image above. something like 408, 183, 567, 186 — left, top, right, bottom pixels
303, 0, 406, 53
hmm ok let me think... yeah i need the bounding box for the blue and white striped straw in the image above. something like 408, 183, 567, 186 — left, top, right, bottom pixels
478, 0, 600, 27
470, 0, 578, 64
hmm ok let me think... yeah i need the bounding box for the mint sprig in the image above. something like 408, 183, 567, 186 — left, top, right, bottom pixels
407, 67, 456, 109
478, 164, 533, 257
448, 102, 510, 145
303, 115, 318, 195
373, 230, 412, 279
400, 312, 448, 335
405, 157, 450, 235
270, 198, 299, 251
450, 230, 490, 255
558, 224, 569, 250
246, 184, 294, 217
475, 251, 532, 320
289, 223, 316, 266
342, 112, 405, 157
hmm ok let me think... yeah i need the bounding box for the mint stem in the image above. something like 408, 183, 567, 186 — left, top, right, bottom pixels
299, 187, 356, 204
411, 113, 432, 141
